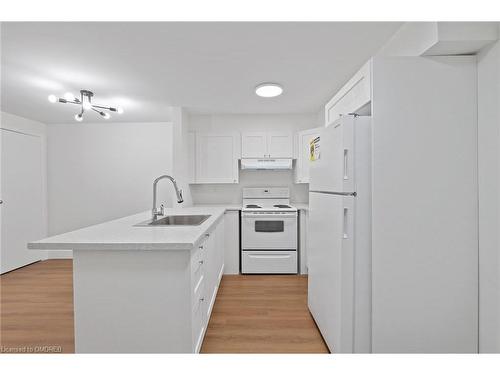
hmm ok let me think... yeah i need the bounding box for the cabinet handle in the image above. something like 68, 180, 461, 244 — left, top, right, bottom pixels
200, 297, 205, 302
199, 245, 204, 250
205, 233, 210, 238
199, 260, 204, 265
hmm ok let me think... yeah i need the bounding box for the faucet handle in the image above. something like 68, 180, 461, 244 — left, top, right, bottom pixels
152, 204, 165, 217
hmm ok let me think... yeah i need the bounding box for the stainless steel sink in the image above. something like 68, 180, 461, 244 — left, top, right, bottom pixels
135, 214, 211, 227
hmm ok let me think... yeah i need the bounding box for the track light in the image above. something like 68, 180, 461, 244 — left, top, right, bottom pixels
47, 89, 124, 122
64, 92, 75, 101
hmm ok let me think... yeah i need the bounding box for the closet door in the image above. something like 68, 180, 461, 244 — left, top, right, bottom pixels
1, 129, 44, 273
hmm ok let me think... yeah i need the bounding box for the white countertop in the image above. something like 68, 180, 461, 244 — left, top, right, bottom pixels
193, 204, 242, 211
28, 207, 225, 251
293, 203, 309, 211
194, 203, 308, 211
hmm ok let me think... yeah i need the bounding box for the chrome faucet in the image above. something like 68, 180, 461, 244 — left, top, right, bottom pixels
152, 175, 184, 219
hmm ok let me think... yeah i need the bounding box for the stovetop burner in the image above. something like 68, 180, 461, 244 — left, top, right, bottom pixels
273, 204, 292, 208
245, 204, 262, 208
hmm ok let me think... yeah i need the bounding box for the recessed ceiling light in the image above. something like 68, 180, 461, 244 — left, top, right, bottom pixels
255, 83, 283, 98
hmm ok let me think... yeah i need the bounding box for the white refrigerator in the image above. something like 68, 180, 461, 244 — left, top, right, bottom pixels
307, 115, 372, 353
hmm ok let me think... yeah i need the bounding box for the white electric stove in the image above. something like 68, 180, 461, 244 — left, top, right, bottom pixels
241, 187, 298, 274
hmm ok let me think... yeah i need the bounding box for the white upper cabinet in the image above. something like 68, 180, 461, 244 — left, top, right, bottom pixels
241, 131, 293, 158
193, 132, 240, 184
241, 132, 267, 158
268, 132, 293, 158
324, 60, 372, 126
294, 127, 322, 184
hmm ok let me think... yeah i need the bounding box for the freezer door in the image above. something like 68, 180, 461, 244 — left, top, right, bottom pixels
309, 116, 355, 193
307, 192, 354, 353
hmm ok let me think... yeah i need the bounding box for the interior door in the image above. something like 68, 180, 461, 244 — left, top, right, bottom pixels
1, 129, 45, 273
309, 116, 355, 193
307, 191, 354, 353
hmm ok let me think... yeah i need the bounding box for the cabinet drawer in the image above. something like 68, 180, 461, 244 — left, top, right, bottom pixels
242, 251, 298, 274
191, 243, 206, 273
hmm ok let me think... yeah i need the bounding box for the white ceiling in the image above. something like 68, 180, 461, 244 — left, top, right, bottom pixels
1, 22, 402, 124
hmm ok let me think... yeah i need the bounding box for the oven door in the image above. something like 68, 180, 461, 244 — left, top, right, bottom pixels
241, 212, 297, 250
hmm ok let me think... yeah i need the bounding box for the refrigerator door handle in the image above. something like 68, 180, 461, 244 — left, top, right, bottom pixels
343, 207, 349, 239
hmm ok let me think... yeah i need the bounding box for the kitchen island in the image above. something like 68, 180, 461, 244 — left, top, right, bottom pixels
28, 207, 226, 353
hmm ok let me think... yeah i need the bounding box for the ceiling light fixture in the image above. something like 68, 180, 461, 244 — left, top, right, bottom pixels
48, 89, 124, 121
255, 83, 283, 98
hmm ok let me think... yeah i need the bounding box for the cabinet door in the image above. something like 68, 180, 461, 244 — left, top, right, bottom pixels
204, 228, 219, 321
325, 60, 372, 125
268, 132, 293, 158
295, 128, 321, 183
223, 211, 240, 274
241, 132, 267, 158
195, 133, 239, 183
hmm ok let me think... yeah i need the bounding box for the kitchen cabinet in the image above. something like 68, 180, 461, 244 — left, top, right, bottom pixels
193, 132, 240, 184
223, 210, 240, 274
324, 60, 372, 125
241, 131, 293, 158
268, 132, 293, 158
294, 127, 322, 184
298, 208, 308, 275
30, 207, 227, 353
203, 218, 225, 322
241, 132, 267, 158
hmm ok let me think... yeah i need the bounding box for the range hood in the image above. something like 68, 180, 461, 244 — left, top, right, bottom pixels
240, 158, 293, 170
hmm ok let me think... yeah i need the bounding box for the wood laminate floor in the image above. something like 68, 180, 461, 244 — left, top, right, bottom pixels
0, 260, 328, 354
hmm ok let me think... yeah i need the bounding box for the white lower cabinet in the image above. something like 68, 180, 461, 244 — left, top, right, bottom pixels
298, 209, 308, 274
223, 210, 240, 274
190, 219, 225, 352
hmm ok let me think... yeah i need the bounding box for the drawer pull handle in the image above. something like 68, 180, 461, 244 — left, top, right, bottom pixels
198, 260, 204, 265
200, 297, 205, 302
205, 233, 210, 238
199, 245, 204, 250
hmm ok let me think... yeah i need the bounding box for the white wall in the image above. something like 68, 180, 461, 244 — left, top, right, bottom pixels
377, 22, 438, 56
377, 22, 498, 57
47, 122, 173, 258
371, 56, 478, 352
172, 108, 193, 207
188, 113, 318, 205
0, 111, 48, 261
477, 36, 500, 353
